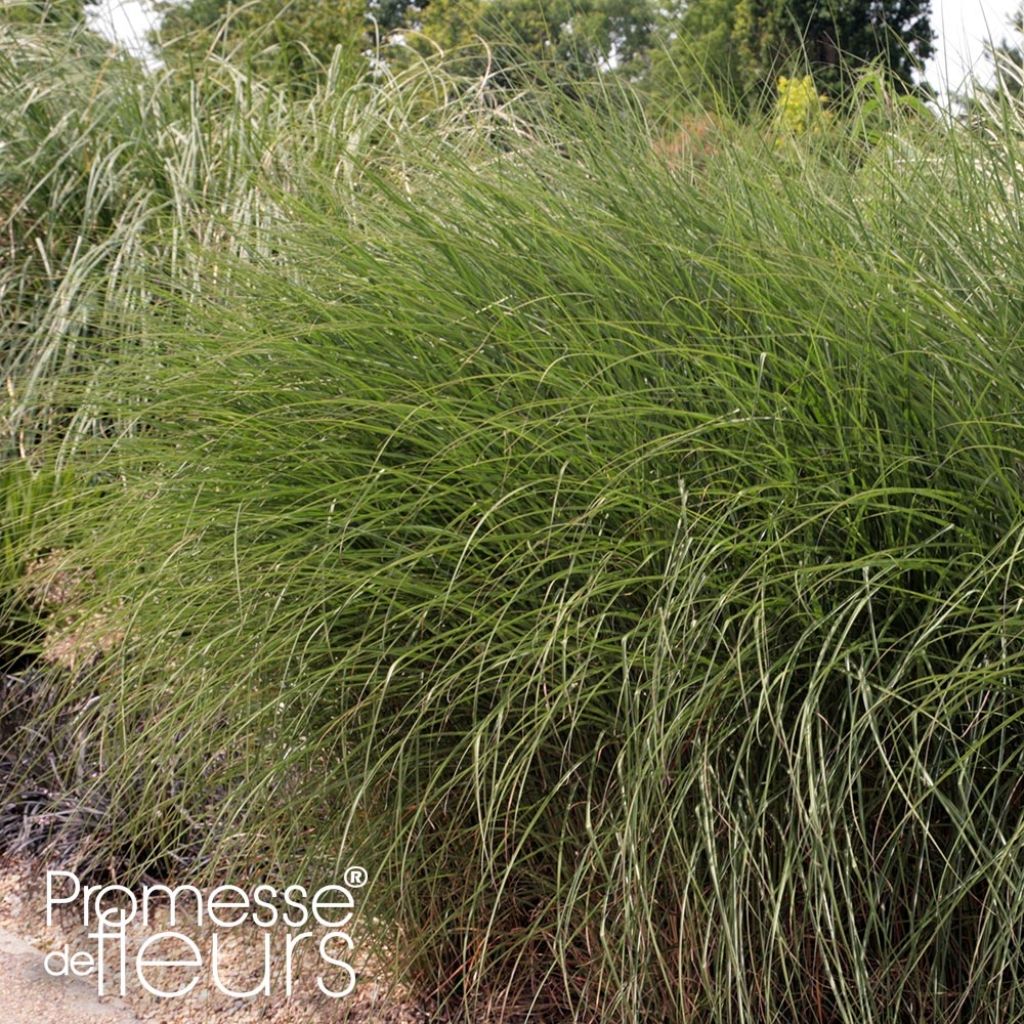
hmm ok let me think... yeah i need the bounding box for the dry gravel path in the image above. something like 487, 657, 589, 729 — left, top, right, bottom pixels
0, 925, 139, 1023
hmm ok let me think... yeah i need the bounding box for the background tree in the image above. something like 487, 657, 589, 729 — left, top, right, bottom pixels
410, 0, 655, 82
646, 0, 751, 111
649, 0, 933, 114
748, 0, 935, 95
154, 0, 421, 90
2, 0, 97, 26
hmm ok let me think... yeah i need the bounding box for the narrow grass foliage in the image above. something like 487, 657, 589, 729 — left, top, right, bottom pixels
0, 6, 503, 456
18, 77, 1024, 1023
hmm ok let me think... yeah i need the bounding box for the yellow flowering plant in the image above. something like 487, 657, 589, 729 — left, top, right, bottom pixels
775, 74, 831, 133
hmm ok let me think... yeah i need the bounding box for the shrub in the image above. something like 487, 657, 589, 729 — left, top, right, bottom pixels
774, 73, 830, 133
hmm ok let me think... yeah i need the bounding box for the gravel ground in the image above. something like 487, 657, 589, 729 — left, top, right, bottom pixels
0, 924, 138, 1023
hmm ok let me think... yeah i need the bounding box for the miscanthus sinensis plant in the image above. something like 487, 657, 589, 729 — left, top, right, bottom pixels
0, 4, 499, 676
22, 54, 1024, 1023
0, 3, 479, 457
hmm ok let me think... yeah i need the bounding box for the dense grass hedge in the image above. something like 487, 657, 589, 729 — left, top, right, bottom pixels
27, 94, 1024, 1021
10, 11, 1024, 1020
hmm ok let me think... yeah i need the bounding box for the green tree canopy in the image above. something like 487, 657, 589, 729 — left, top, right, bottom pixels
410, 0, 655, 81
650, 0, 933, 113
154, 0, 418, 90
2, 0, 97, 26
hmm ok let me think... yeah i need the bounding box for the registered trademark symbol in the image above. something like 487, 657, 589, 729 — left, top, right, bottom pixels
344, 866, 368, 888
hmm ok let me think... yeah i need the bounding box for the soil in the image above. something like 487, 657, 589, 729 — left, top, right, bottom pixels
0, 923, 137, 1023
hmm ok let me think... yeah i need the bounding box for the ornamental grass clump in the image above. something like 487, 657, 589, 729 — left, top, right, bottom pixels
0, 5, 470, 455
31, 79, 1024, 1021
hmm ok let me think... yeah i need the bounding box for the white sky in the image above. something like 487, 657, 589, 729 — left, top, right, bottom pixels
87, 0, 157, 60
928, 0, 1020, 90
88, 0, 1023, 95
